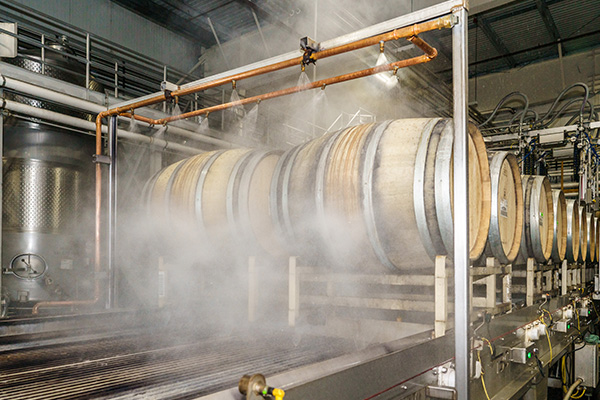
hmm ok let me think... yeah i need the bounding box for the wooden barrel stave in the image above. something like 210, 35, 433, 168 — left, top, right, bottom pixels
586, 213, 596, 262
578, 205, 587, 263
551, 189, 567, 263
595, 216, 599, 262
565, 199, 580, 263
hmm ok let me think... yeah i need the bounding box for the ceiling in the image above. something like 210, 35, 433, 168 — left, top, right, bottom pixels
110, 0, 600, 79
109, 0, 300, 49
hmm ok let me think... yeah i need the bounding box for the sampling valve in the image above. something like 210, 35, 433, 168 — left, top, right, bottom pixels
239, 374, 285, 400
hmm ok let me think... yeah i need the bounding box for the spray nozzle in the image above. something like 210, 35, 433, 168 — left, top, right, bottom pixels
300, 36, 319, 67
232, 80, 237, 90
379, 40, 385, 53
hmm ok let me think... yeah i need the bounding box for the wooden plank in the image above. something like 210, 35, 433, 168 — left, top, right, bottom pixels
434, 256, 447, 338
527, 258, 535, 306
288, 256, 298, 327
300, 295, 441, 312
248, 256, 257, 322
299, 273, 435, 286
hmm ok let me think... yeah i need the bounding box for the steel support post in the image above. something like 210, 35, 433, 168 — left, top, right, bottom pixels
0, 97, 3, 311
107, 115, 118, 309
452, 6, 469, 400
248, 256, 257, 322
85, 33, 90, 91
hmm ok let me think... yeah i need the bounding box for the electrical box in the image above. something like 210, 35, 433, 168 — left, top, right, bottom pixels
575, 343, 599, 388
552, 319, 572, 333
499, 342, 536, 364
579, 307, 592, 318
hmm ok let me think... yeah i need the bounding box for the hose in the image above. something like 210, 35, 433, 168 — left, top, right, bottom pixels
563, 378, 583, 399
478, 91, 529, 128
537, 83, 589, 127
508, 108, 539, 126
564, 101, 595, 126
541, 98, 593, 129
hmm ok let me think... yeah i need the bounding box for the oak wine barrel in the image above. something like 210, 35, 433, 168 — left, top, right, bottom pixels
518, 175, 554, 263
483, 151, 523, 264
270, 118, 491, 270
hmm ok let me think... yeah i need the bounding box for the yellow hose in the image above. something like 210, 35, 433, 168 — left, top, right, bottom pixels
478, 350, 491, 400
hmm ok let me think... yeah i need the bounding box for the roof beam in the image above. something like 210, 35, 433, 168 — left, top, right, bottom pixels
187, 1, 236, 22
534, 0, 563, 50
233, 0, 302, 38
475, 16, 518, 68
110, 0, 215, 47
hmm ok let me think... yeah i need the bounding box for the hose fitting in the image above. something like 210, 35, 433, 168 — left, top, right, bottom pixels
239, 374, 285, 400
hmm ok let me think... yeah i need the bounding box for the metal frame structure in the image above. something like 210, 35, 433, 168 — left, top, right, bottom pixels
114, 0, 471, 397
452, 6, 469, 399
1, 0, 473, 398
2, 1, 600, 399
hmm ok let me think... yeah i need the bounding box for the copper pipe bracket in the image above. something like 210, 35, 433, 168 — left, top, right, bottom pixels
300, 36, 319, 66
92, 154, 111, 165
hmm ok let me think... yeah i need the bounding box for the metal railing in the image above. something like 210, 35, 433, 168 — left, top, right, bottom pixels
0, 0, 202, 103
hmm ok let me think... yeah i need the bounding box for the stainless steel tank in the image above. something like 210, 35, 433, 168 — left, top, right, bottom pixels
2, 121, 95, 309
2, 36, 97, 312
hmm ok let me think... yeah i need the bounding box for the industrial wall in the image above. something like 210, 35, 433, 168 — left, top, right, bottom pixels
9, 0, 202, 72
470, 47, 600, 113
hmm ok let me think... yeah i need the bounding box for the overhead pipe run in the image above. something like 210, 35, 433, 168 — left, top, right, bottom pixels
82, 18, 449, 316
1, 74, 106, 113
96, 15, 453, 124
0, 73, 235, 149
0, 100, 202, 156
130, 35, 438, 126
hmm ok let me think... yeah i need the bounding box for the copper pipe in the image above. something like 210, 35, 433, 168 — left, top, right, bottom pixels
309, 18, 449, 61
173, 15, 452, 98
96, 15, 452, 124
120, 113, 155, 126
153, 36, 436, 125
125, 35, 422, 126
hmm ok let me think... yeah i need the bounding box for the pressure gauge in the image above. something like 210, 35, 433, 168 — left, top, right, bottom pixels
7, 253, 48, 279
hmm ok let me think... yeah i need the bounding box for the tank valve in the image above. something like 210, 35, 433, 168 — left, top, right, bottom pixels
239, 374, 285, 400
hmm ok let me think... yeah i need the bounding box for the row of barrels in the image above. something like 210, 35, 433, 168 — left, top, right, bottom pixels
144, 118, 597, 271
482, 155, 597, 265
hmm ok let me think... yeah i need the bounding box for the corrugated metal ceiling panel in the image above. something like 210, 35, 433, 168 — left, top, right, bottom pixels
109, 0, 600, 79
490, 8, 553, 53
550, 0, 600, 39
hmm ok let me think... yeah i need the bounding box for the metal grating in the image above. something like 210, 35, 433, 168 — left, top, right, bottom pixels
0, 328, 355, 400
